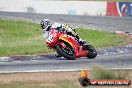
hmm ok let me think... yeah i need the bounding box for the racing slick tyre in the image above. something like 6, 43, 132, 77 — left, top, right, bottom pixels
86, 45, 97, 59
87, 51, 97, 59
56, 42, 75, 60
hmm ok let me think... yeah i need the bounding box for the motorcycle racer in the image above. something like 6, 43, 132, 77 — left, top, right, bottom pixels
61, 24, 86, 45
40, 19, 86, 45
40, 19, 97, 59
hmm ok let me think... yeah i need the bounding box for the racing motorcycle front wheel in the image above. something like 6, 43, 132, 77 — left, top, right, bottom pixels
56, 42, 75, 60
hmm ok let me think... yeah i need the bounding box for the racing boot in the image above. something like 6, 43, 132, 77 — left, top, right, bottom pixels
75, 35, 86, 45
55, 53, 62, 58
78, 38, 86, 45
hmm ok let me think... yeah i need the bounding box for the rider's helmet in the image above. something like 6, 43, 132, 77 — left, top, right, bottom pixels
40, 19, 51, 31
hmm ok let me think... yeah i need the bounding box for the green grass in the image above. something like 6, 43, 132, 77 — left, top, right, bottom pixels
77, 28, 129, 48
0, 19, 51, 56
0, 19, 130, 56
90, 66, 129, 80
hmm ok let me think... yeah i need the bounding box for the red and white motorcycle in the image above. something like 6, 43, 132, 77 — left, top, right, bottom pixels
44, 28, 97, 60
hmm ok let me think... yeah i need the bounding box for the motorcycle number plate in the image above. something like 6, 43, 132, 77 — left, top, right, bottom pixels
46, 35, 53, 43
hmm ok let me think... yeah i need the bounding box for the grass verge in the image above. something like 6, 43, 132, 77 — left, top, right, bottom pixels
0, 81, 78, 88
0, 19, 131, 56
90, 66, 129, 80
0, 70, 131, 88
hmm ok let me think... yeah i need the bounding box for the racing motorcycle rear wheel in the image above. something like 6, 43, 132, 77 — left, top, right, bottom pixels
87, 50, 97, 59
84, 45, 97, 59
56, 42, 75, 60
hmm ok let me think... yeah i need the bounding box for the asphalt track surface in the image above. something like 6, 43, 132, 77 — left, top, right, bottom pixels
0, 11, 132, 73
0, 53, 132, 73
